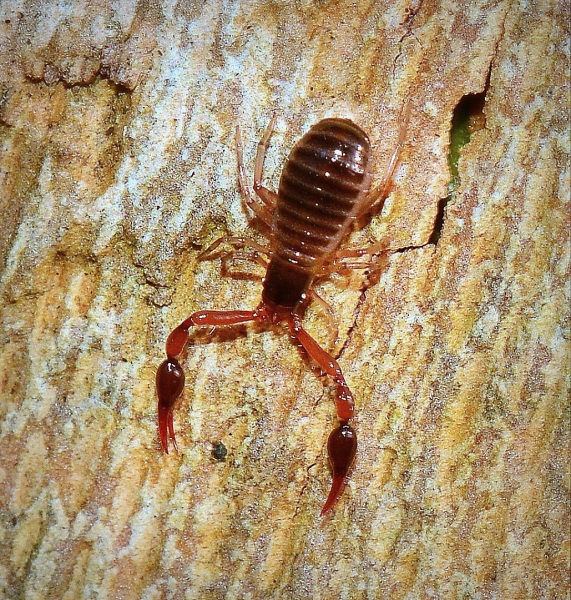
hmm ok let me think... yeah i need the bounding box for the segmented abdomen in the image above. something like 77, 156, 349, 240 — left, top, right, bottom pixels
274, 118, 371, 269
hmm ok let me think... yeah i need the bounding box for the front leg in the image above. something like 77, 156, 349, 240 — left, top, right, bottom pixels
355, 99, 411, 219
156, 310, 259, 453
236, 115, 279, 227
287, 313, 358, 514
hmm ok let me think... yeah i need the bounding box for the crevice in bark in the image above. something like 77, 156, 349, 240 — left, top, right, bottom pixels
429, 70, 491, 245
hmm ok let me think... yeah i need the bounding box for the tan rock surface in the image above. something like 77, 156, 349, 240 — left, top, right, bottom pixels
0, 1, 568, 598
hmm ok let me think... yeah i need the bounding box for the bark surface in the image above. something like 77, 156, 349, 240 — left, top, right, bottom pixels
0, 1, 569, 598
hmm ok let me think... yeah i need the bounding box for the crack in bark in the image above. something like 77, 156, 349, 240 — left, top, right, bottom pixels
336, 242, 432, 361
392, 0, 425, 78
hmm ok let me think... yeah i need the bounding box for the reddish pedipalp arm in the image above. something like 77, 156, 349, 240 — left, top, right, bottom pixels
288, 314, 355, 422
157, 310, 259, 453
287, 313, 357, 513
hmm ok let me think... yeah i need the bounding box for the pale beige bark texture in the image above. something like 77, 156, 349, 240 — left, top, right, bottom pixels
0, 1, 569, 599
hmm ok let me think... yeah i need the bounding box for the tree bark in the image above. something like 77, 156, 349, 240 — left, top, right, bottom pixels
0, 1, 568, 598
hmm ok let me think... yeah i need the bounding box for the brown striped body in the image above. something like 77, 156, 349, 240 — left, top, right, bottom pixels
262, 118, 372, 308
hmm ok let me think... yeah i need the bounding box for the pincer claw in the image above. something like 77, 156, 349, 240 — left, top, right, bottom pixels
156, 357, 185, 453
321, 422, 357, 515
